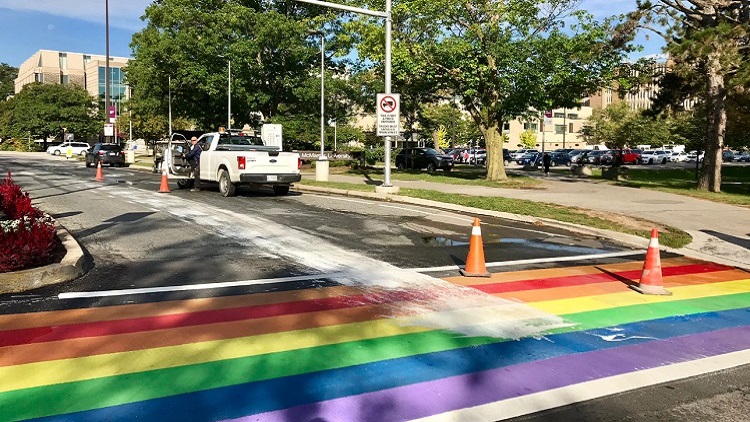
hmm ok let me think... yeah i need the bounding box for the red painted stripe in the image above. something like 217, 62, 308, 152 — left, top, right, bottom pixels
472, 263, 732, 294
0, 289, 433, 348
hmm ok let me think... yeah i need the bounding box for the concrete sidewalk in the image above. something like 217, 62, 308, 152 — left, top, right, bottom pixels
301, 169, 750, 269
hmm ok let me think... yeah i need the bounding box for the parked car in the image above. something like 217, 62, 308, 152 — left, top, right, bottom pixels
469, 149, 487, 165
722, 150, 735, 162
640, 150, 671, 164
85, 143, 126, 167
47, 142, 91, 156
737, 151, 750, 162
579, 149, 610, 165
511, 149, 539, 160
535, 152, 571, 167
395, 147, 454, 172
669, 151, 689, 162
568, 149, 586, 164
685, 150, 705, 163
516, 152, 540, 166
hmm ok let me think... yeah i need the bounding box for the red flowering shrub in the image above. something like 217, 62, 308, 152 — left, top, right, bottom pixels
0, 172, 57, 273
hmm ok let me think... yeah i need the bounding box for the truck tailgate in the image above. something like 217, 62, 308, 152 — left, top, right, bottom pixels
244, 152, 298, 174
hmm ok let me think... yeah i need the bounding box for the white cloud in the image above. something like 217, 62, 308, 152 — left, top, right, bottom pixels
0, 0, 152, 30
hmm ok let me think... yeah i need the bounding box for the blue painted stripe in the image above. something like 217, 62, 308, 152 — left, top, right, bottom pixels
31, 307, 750, 422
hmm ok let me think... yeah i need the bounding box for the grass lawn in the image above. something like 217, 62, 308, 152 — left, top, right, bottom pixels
615, 167, 750, 207
296, 179, 692, 248
345, 165, 543, 189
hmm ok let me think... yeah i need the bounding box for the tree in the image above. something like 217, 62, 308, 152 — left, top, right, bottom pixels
0, 63, 17, 100
581, 101, 669, 148
627, 1, 750, 192
367, 0, 634, 181
127, 0, 340, 132
6, 83, 99, 145
519, 130, 538, 149
418, 102, 478, 146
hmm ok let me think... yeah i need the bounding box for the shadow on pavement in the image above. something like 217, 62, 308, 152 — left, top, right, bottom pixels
701, 230, 750, 250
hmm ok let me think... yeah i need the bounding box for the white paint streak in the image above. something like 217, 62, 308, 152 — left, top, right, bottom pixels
100, 187, 570, 340
409, 251, 639, 273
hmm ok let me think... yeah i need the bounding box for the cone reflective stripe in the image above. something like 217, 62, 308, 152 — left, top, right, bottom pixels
158, 166, 170, 193
630, 228, 672, 295
95, 160, 103, 181
460, 218, 491, 277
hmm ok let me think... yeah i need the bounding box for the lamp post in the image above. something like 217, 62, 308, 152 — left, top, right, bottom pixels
295, 0, 397, 192
104, 0, 111, 143
309, 30, 328, 181
217, 55, 232, 130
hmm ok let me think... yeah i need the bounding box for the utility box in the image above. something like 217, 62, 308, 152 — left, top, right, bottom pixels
261, 124, 283, 150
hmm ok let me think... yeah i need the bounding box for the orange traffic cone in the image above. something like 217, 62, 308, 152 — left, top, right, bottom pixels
630, 229, 672, 295
158, 166, 170, 193
460, 218, 491, 277
95, 160, 103, 181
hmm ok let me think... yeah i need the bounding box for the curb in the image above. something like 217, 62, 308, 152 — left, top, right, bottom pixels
292, 184, 649, 251
0, 224, 86, 294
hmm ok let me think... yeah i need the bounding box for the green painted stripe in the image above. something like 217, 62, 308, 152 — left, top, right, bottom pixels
555, 292, 750, 333
3, 292, 749, 421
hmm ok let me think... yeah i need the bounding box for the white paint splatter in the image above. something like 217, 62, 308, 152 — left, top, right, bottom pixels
108, 186, 573, 340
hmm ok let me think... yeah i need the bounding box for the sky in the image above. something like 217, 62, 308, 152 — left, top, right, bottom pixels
0, 0, 665, 68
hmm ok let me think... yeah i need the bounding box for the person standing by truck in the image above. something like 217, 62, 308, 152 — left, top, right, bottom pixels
183, 136, 202, 191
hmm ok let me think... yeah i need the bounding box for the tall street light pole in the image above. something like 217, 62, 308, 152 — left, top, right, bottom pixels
105, 0, 111, 143
295, 0, 398, 193
228, 59, 231, 130
308, 30, 328, 181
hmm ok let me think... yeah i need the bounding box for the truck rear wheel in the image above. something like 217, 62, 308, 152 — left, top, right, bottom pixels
273, 185, 290, 195
218, 169, 236, 197
177, 179, 194, 189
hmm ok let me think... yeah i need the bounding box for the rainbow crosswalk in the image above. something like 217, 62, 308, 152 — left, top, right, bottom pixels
1, 257, 749, 421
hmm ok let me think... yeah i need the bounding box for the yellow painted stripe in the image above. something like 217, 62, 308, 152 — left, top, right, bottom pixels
533, 278, 750, 315
0, 318, 427, 393
3, 278, 748, 393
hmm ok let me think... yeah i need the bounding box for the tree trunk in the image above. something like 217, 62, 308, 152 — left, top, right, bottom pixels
483, 124, 507, 181
699, 54, 726, 192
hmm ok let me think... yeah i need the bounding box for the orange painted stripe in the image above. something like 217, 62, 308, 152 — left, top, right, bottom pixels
492, 269, 748, 303
0, 301, 398, 367
0, 285, 366, 330
443, 257, 706, 286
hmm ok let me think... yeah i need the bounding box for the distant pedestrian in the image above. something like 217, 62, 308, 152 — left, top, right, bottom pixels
183, 136, 202, 191
542, 152, 552, 176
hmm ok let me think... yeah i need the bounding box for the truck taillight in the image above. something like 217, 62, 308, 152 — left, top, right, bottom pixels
297, 158, 302, 170
237, 156, 246, 170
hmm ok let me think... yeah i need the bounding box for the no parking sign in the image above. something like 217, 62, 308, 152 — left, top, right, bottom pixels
376, 93, 400, 137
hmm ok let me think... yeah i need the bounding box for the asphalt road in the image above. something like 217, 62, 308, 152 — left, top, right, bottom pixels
1, 153, 637, 314
1, 152, 748, 422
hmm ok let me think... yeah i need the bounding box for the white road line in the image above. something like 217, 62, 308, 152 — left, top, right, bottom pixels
408, 250, 640, 273
58, 251, 640, 299
415, 349, 750, 422
57, 272, 347, 299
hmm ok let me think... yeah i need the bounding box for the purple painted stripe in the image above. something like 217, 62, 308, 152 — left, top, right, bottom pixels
235, 325, 750, 422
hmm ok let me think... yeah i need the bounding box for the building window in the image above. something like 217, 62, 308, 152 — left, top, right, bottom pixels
61, 74, 69, 84
554, 125, 565, 134
569, 123, 574, 133
502, 122, 510, 132
567, 113, 578, 120
523, 123, 539, 131
553, 112, 565, 118
34, 73, 43, 82
83, 55, 91, 65
59, 53, 67, 70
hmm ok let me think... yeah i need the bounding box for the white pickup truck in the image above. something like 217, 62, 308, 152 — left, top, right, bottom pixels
171, 131, 301, 197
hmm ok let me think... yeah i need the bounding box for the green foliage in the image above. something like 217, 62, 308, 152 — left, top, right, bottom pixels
364, 146, 385, 165
519, 130, 537, 149
127, 0, 343, 132
329, 125, 366, 151
0, 138, 41, 152
359, 0, 634, 181
3, 83, 99, 141
0, 63, 17, 100
581, 102, 670, 148
418, 103, 479, 147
